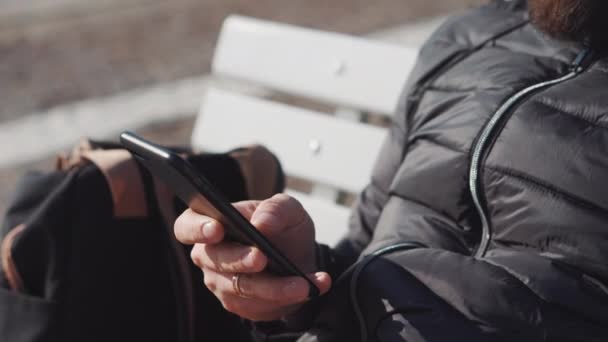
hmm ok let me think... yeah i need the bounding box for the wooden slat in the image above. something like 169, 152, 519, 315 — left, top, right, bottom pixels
192, 87, 386, 194
286, 190, 351, 246
212, 15, 418, 115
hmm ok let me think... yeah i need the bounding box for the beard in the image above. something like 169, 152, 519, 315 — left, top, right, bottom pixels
528, 0, 608, 49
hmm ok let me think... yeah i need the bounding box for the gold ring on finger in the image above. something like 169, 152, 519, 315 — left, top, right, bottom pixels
232, 273, 247, 298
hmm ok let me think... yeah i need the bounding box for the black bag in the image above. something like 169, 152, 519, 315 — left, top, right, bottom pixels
297, 243, 501, 342
0, 140, 256, 342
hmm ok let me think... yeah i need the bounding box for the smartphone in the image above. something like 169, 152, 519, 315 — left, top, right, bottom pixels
120, 131, 319, 297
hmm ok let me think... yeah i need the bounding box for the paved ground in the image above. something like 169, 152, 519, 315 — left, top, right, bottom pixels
0, 0, 483, 215
0, 0, 482, 122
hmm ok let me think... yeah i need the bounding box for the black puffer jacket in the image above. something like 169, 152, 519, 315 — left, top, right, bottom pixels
311, 1, 608, 341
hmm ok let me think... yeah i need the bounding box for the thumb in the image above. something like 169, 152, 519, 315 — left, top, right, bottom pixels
232, 200, 262, 220
309, 272, 332, 296
250, 194, 308, 236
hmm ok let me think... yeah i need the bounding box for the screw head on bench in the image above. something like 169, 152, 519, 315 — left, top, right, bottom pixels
332, 59, 346, 76
309, 139, 322, 155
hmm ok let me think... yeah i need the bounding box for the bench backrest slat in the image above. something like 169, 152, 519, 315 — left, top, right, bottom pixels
213, 15, 418, 115
193, 88, 387, 193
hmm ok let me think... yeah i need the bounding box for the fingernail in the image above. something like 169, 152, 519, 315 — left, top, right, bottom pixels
314, 272, 327, 282
242, 248, 256, 268
283, 278, 307, 298
251, 212, 275, 228
202, 221, 215, 239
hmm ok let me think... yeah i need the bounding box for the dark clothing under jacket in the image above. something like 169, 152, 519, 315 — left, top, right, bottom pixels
317, 1, 608, 341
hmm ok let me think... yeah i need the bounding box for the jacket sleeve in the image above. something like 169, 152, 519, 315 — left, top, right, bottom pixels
323, 12, 473, 275
329, 119, 410, 273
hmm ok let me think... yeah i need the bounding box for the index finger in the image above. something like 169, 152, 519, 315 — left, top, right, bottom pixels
174, 200, 262, 245
174, 208, 224, 245
232, 200, 261, 220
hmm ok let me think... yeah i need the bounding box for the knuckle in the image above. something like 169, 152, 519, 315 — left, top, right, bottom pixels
216, 281, 231, 297
273, 193, 302, 210
221, 299, 239, 314
190, 246, 202, 267
215, 263, 229, 273
249, 263, 264, 273
173, 214, 188, 242
205, 280, 217, 293
191, 223, 205, 243
230, 260, 244, 274
259, 199, 282, 214
217, 251, 236, 272
202, 245, 224, 271
248, 312, 275, 323
213, 260, 231, 274
247, 315, 264, 322
266, 194, 306, 224
236, 200, 260, 215
175, 209, 206, 244
203, 274, 217, 292
271, 193, 291, 203
213, 245, 249, 273
249, 254, 267, 273
241, 311, 262, 322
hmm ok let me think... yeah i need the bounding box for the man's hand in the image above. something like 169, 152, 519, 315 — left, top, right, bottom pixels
174, 193, 332, 321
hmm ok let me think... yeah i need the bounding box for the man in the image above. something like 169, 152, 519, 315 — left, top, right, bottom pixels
175, 0, 608, 340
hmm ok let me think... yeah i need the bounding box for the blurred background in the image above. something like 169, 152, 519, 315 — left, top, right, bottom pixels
0, 0, 483, 214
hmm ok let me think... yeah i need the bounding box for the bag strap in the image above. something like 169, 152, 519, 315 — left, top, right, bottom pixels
81, 149, 148, 218
1, 224, 26, 291
135, 161, 195, 342
56, 138, 148, 219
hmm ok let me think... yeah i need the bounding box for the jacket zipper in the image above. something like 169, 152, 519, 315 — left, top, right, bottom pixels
470, 48, 593, 258
404, 21, 528, 140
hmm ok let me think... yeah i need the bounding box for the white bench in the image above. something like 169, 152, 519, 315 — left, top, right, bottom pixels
191, 15, 436, 246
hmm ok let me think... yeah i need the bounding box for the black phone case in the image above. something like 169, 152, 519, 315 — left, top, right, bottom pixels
120, 132, 319, 297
